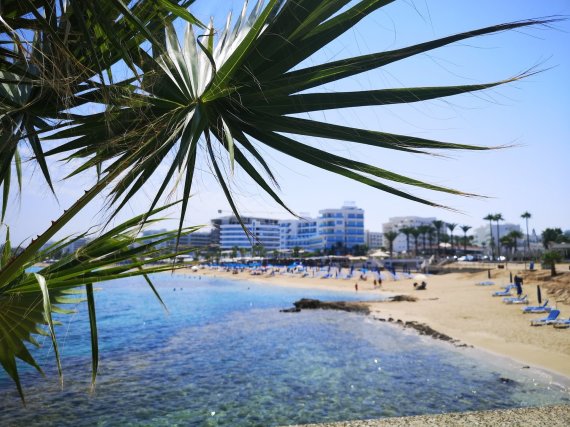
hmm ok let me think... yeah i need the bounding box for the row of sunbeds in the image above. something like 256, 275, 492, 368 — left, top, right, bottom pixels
478, 281, 569, 329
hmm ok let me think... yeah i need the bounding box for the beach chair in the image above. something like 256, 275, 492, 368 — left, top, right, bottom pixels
552, 319, 570, 329
522, 300, 551, 313
530, 310, 560, 326
476, 280, 495, 286
492, 284, 515, 297
502, 295, 528, 305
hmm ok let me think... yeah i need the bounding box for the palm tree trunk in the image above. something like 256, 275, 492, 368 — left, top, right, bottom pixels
496, 221, 501, 258
488, 220, 494, 259
526, 218, 530, 254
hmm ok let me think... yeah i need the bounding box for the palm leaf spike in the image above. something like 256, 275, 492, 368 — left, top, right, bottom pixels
33, 2, 562, 251
85, 283, 98, 392
35, 273, 64, 388
0, 205, 202, 400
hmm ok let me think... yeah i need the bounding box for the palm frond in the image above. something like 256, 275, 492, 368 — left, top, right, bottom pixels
0, 203, 201, 404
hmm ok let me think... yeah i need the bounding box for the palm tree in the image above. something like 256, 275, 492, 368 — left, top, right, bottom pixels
460, 225, 472, 254
500, 235, 515, 259
507, 230, 524, 258
447, 223, 458, 254
426, 227, 435, 255
542, 251, 562, 277
494, 214, 504, 258
417, 225, 432, 253
410, 228, 421, 257
432, 220, 444, 257
0, 0, 559, 401
483, 214, 495, 259
400, 227, 413, 254
521, 212, 532, 256
231, 246, 239, 259
383, 231, 399, 258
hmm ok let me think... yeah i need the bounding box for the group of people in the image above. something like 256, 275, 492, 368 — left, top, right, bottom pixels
413, 281, 427, 290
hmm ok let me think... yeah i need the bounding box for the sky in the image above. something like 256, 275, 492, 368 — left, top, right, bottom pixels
6, 0, 570, 245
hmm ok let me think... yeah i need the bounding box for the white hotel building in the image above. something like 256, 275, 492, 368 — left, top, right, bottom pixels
214, 216, 281, 251
214, 203, 366, 252
382, 216, 437, 254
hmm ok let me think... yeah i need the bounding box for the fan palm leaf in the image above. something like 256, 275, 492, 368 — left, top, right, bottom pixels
38, 1, 559, 238
0, 203, 201, 404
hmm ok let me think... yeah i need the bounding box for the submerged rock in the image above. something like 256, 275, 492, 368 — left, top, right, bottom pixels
286, 298, 370, 314
402, 320, 454, 342
390, 295, 418, 302
280, 307, 301, 313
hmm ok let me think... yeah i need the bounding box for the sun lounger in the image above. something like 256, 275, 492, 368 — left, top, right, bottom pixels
476, 281, 495, 286
530, 309, 560, 326
522, 300, 551, 313
502, 295, 528, 305
492, 284, 515, 297
552, 319, 570, 329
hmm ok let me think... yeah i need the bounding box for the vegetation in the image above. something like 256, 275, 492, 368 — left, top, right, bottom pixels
493, 213, 504, 258
542, 251, 562, 277
0, 0, 560, 403
460, 225, 472, 254
483, 214, 496, 258
521, 211, 532, 254
542, 228, 569, 249
383, 231, 399, 258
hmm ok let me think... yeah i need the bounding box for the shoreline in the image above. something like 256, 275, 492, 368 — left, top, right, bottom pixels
289, 404, 570, 427
177, 266, 570, 379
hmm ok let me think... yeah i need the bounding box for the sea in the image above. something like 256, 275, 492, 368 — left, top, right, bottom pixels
1, 272, 569, 426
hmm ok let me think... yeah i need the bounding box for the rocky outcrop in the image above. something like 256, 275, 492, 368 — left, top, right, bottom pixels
281, 298, 370, 314
389, 295, 418, 302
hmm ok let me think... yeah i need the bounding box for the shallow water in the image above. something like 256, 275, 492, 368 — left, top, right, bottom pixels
1, 273, 569, 426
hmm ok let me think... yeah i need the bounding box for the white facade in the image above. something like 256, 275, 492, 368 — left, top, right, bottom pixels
365, 230, 383, 249
318, 203, 365, 250
215, 216, 280, 250
473, 223, 523, 253
280, 217, 322, 251
382, 216, 437, 254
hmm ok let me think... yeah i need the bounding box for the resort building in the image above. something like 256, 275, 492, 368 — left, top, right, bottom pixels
365, 230, 383, 249
279, 216, 323, 251
317, 202, 365, 250
183, 231, 213, 248
213, 216, 281, 250
473, 223, 523, 253
382, 216, 437, 254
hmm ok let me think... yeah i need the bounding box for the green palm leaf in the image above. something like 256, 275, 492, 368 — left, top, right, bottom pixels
0, 204, 201, 404
33, 1, 557, 238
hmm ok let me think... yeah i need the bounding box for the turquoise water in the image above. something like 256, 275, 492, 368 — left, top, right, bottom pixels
1, 273, 569, 426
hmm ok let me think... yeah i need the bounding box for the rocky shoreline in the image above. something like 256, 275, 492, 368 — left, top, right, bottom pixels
281, 297, 465, 345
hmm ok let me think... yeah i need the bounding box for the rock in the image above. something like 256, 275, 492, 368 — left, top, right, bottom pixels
290, 298, 370, 314
390, 295, 418, 302
280, 307, 301, 313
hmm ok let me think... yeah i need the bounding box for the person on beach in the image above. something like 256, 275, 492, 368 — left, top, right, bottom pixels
354, 283, 358, 291
514, 274, 523, 296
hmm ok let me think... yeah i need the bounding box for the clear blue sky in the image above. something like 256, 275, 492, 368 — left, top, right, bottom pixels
7, 0, 570, 244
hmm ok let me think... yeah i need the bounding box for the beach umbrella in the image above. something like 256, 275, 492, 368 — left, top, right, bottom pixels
537, 285, 542, 304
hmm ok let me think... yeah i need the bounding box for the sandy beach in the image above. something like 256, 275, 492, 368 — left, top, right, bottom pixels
180, 266, 570, 379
